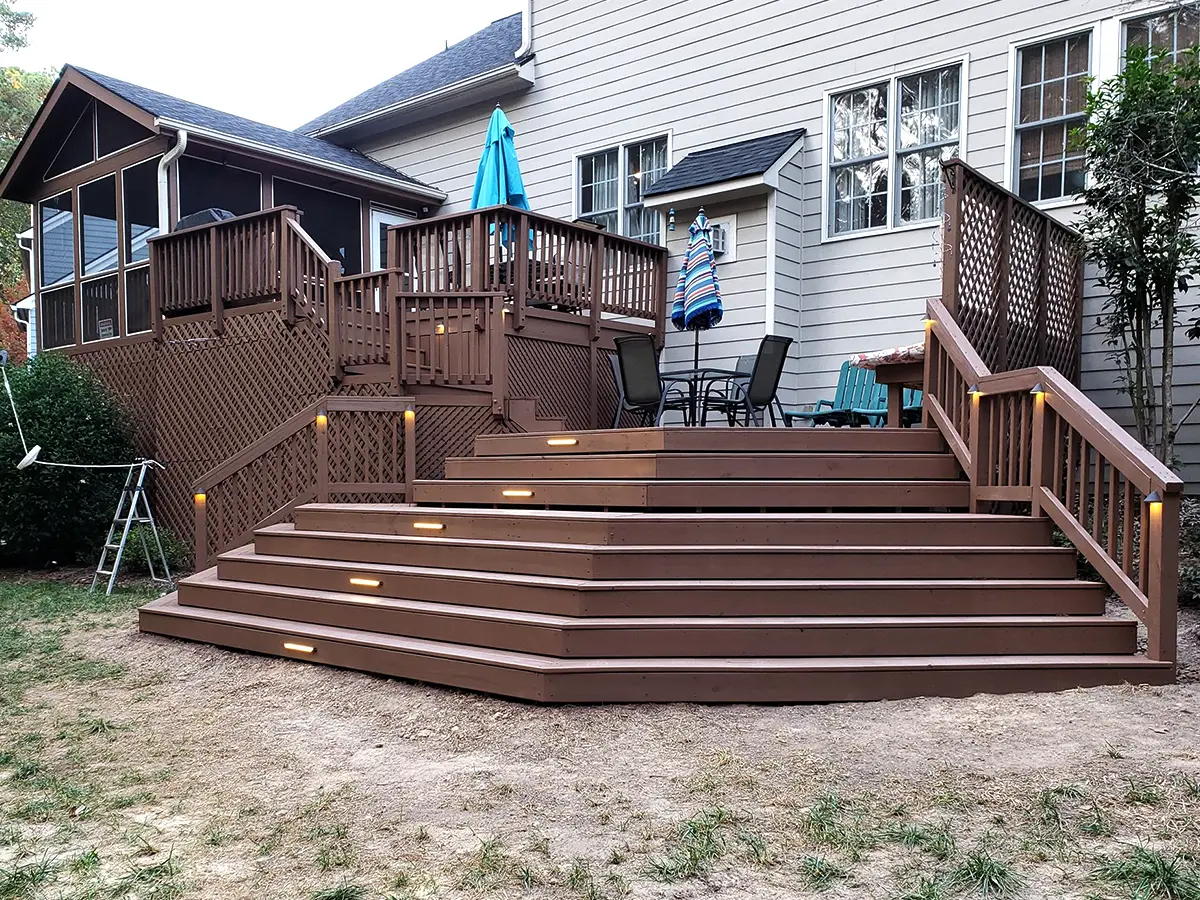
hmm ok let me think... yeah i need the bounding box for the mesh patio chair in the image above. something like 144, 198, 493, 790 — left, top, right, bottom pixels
700, 335, 793, 426
612, 335, 692, 426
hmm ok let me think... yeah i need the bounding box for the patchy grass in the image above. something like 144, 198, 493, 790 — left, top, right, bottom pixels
1093, 846, 1200, 900
798, 855, 848, 891
881, 821, 957, 860
648, 807, 738, 882
945, 848, 1026, 898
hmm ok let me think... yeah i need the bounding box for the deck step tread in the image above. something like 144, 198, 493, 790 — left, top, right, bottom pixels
217, 545, 1104, 591
144, 594, 1165, 674
183, 570, 1124, 629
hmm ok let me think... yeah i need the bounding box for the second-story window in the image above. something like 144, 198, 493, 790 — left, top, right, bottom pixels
577, 136, 668, 243
827, 62, 963, 236
1125, 6, 1199, 66
1014, 32, 1091, 203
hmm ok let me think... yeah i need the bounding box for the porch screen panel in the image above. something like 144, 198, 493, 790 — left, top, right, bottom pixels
123, 157, 160, 264
178, 157, 261, 219
82, 275, 119, 343
96, 102, 153, 157
44, 100, 96, 180
40, 192, 75, 289
273, 179, 363, 275
126, 267, 152, 334
80, 175, 119, 276
40, 285, 75, 349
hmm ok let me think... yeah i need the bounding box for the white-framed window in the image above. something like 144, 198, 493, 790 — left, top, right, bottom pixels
1013, 32, 1092, 203
576, 135, 668, 243
825, 60, 965, 237
1124, 5, 1199, 65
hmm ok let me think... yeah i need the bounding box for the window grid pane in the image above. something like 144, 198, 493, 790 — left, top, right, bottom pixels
579, 149, 619, 224
832, 83, 889, 163
1125, 7, 1199, 66
899, 144, 958, 224
40, 191, 74, 289
1015, 33, 1091, 202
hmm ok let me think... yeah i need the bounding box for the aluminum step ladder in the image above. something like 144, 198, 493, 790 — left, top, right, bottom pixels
91, 459, 173, 596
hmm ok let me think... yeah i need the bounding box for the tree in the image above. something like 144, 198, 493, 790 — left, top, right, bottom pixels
0, 65, 52, 291
0, 1, 31, 51
1077, 42, 1200, 467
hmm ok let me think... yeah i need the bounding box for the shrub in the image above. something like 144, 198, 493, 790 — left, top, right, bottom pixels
121, 524, 192, 574
1179, 498, 1200, 609
0, 354, 136, 567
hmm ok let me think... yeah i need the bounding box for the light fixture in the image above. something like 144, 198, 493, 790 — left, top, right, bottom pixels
412, 521, 444, 531
194, 492, 207, 506
18, 445, 40, 470
404, 408, 415, 423
546, 437, 578, 447
283, 642, 315, 654
1029, 383, 1045, 396
922, 317, 935, 327
435, 323, 445, 335
968, 384, 982, 397
1145, 491, 1162, 508
316, 410, 328, 428
349, 577, 381, 588
502, 489, 534, 498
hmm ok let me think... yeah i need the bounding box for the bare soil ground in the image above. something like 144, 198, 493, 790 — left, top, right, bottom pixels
1, 574, 1198, 900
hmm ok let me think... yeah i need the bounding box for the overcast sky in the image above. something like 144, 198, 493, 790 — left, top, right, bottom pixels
7, 0, 524, 130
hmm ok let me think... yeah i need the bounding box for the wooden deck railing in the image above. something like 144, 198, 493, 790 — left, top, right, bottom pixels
924, 297, 1183, 663
192, 395, 415, 568
941, 159, 1084, 382
329, 269, 396, 374
389, 206, 668, 334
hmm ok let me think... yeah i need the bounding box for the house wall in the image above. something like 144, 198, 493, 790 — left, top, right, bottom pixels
358, 0, 1200, 482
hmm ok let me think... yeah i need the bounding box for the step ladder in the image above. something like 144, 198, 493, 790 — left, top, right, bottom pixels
91, 459, 173, 596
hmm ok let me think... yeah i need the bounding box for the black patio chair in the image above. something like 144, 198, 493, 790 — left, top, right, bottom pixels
700, 335, 793, 426
612, 335, 692, 427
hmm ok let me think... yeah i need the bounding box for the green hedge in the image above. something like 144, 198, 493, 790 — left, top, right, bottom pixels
0, 354, 137, 567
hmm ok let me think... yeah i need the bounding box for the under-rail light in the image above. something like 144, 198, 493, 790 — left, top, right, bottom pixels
1029, 383, 1045, 397
1145, 491, 1163, 510
968, 384, 982, 398
349, 576, 382, 588
412, 521, 445, 531
502, 489, 534, 498
283, 642, 315, 654
546, 437, 578, 447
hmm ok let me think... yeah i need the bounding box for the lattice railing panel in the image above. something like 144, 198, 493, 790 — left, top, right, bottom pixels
327, 409, 403, 487
507, 336, 592, 430
415, 403, 518, 480
942, 159, 1083, 382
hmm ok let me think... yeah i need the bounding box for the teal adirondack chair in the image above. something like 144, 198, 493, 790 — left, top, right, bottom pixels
783, 362, 885, 427
851, 387, 925, 428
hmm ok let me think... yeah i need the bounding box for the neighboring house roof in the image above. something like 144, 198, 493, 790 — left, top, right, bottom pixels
644, 129, 807, 198
73, 67, 438, 194
300, 13, 526, 137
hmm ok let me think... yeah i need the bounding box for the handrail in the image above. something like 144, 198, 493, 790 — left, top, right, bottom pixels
192, 395, 416, 568
923, 297, 1183, 664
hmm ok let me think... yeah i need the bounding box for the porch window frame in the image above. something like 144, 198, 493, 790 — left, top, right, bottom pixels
42, 98, 159, 185
572, 130, 672, 244
821, 54, 970, 243
121, 155, 162, 336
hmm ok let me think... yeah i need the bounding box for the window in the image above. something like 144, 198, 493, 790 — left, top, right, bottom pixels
577, 136, 668, 242
43, 99, 152, 180
273, 179, 363, 275
39, 191, 74, 288
1014, 33, 1091, 203
123, 157, 160, 265
1125, 6, 1199, 66
79, 174, 118, 276
81, 275, 119, 343
827, 63, 962, 236
178, 157, 261, 219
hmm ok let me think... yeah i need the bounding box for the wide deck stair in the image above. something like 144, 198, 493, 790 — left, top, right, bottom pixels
141, 427, 1172, 702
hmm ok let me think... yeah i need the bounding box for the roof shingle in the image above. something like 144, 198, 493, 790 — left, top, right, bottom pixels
299, 13, 524, 135
75, 66, 428, 189
643, 129, 806, 198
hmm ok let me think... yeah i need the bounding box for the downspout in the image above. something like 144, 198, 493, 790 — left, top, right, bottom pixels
515, 0, 533, 60
157, 129, 188, 233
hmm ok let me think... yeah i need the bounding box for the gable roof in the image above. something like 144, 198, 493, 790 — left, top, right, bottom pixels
643, 130, 807, 198
68, 67, 438, 195
300, 13, 525, 136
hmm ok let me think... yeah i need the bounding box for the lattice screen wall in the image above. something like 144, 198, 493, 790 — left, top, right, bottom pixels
508, 335, 593, 430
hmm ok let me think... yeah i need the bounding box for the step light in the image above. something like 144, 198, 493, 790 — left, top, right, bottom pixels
283, 642, 315, 654
412, 521, 445, 531
502, 489, 534, 498
546, 437, 578, 447
349, 576, 382, 588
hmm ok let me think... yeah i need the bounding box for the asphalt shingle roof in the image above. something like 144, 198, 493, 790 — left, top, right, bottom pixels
643, 129, 806, 198
299, 13, 524, 135
74, 66, 427, 188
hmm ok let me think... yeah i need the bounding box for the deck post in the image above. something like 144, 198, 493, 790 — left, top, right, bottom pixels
654, 250, 668, 348
403, 402, 416, 503
490, 294, 508, 417
209, 228, 225, 335
515, 212, 530, 331
1029, 385, 1054, 517
193, 491, 208, 571
315, 410, 329, 503
941, 162, 963, 318
280, 210, 295, 326
149, 244, 164, 343
995, 195, 1013, 371
327, 261, 343, 381
389, 275, 402, 389
1147, 490, 1180, 664
968, 390, 983, 513
589, 233, 604, 342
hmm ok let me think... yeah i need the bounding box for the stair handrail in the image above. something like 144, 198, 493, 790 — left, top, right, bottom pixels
191, 395, 416, 569
923, 296, 1183, 663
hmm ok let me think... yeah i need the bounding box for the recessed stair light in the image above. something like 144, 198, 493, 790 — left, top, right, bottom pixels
546, 437, 578, 446
502, 489, 534, 498
283, 642, 315, 654
412, 522, 445, 531
349, 577, 382, 588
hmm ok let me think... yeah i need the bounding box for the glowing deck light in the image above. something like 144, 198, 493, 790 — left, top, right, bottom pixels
546, 437, 578, 447
283, 642, 315, 654
412, 522, 445, 531
316, 411, 328, 428
502, 489, 534, 498
194, 492, 207, 506
349, 577, 382, 588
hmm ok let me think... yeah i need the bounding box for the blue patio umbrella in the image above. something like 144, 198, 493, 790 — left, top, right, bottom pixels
471, 106, 531, 211
671, 209, 723, 371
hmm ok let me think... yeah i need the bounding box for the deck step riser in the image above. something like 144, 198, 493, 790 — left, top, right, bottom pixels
292, 508, 1054, 547
443, 455, 963, 481
178, 584, 1137, 658
139, 598, 1173, 704
472, 428, 949, 457
215, 556, 1109, 617
251, 533, 1079, 581
413, 480, 971, 510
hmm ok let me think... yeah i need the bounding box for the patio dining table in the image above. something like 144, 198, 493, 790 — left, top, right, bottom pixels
660, 366, 748, 426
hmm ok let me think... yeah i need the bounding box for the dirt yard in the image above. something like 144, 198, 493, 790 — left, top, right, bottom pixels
1, 575, 1198, 900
